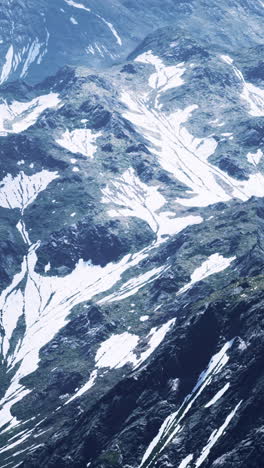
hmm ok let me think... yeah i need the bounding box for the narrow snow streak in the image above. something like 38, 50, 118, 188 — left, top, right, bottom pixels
99, 266, 166, 303
178, 454, 194, 468
64, 0, 91, 12
100, 18, 122, 45
20, 39, 43, 78
0, 429, 33, 455
177, 253, 236, 295
70, 17, 78, 24
204, 383, 230, 408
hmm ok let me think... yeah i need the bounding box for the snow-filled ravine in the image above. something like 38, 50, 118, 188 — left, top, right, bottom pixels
56, 128, 101, 157
140, 340, 238, 468
101, 167, 203, 242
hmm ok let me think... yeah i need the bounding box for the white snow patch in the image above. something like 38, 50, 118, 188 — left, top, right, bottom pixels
96, 332, 139, 369
241, 82, 264, 117
67, 318, 175, 403
0, 387, 30, 432
204, 383, 230, 408
135, 319, 176, 369
16, 220, 31, 244
135, 51, 185, 90
64, 0, 91, 12
247, 149, 263, 166
44, 263, 51, 273
66, 333, 139, 403
135, 51, 185, 106
1, 289, 24, 358
220, 55, 233, 65
0, 170, 58, 214
101, 167, 163, 233
177, 253, 236, 295
70, 17, 78, 24
140, 316, 149, 322
56, 128, 101, 157
0, 93, 60, 135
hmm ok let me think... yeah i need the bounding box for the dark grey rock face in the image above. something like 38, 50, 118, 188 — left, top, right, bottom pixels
36, 217, 155, 272
0, 1, 264, 468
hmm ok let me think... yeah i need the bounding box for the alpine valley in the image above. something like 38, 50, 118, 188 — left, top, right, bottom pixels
0, 1, 264, 467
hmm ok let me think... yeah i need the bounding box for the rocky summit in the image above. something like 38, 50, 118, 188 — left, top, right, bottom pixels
0, 1, 264, 467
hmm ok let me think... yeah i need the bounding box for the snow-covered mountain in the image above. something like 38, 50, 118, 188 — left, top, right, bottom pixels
0, 1, 264, 467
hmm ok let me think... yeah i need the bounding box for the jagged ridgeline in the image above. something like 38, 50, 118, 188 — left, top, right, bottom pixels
0, 1, 264, 467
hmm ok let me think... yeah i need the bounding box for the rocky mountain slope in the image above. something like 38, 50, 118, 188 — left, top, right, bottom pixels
0, 1, 264, 467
